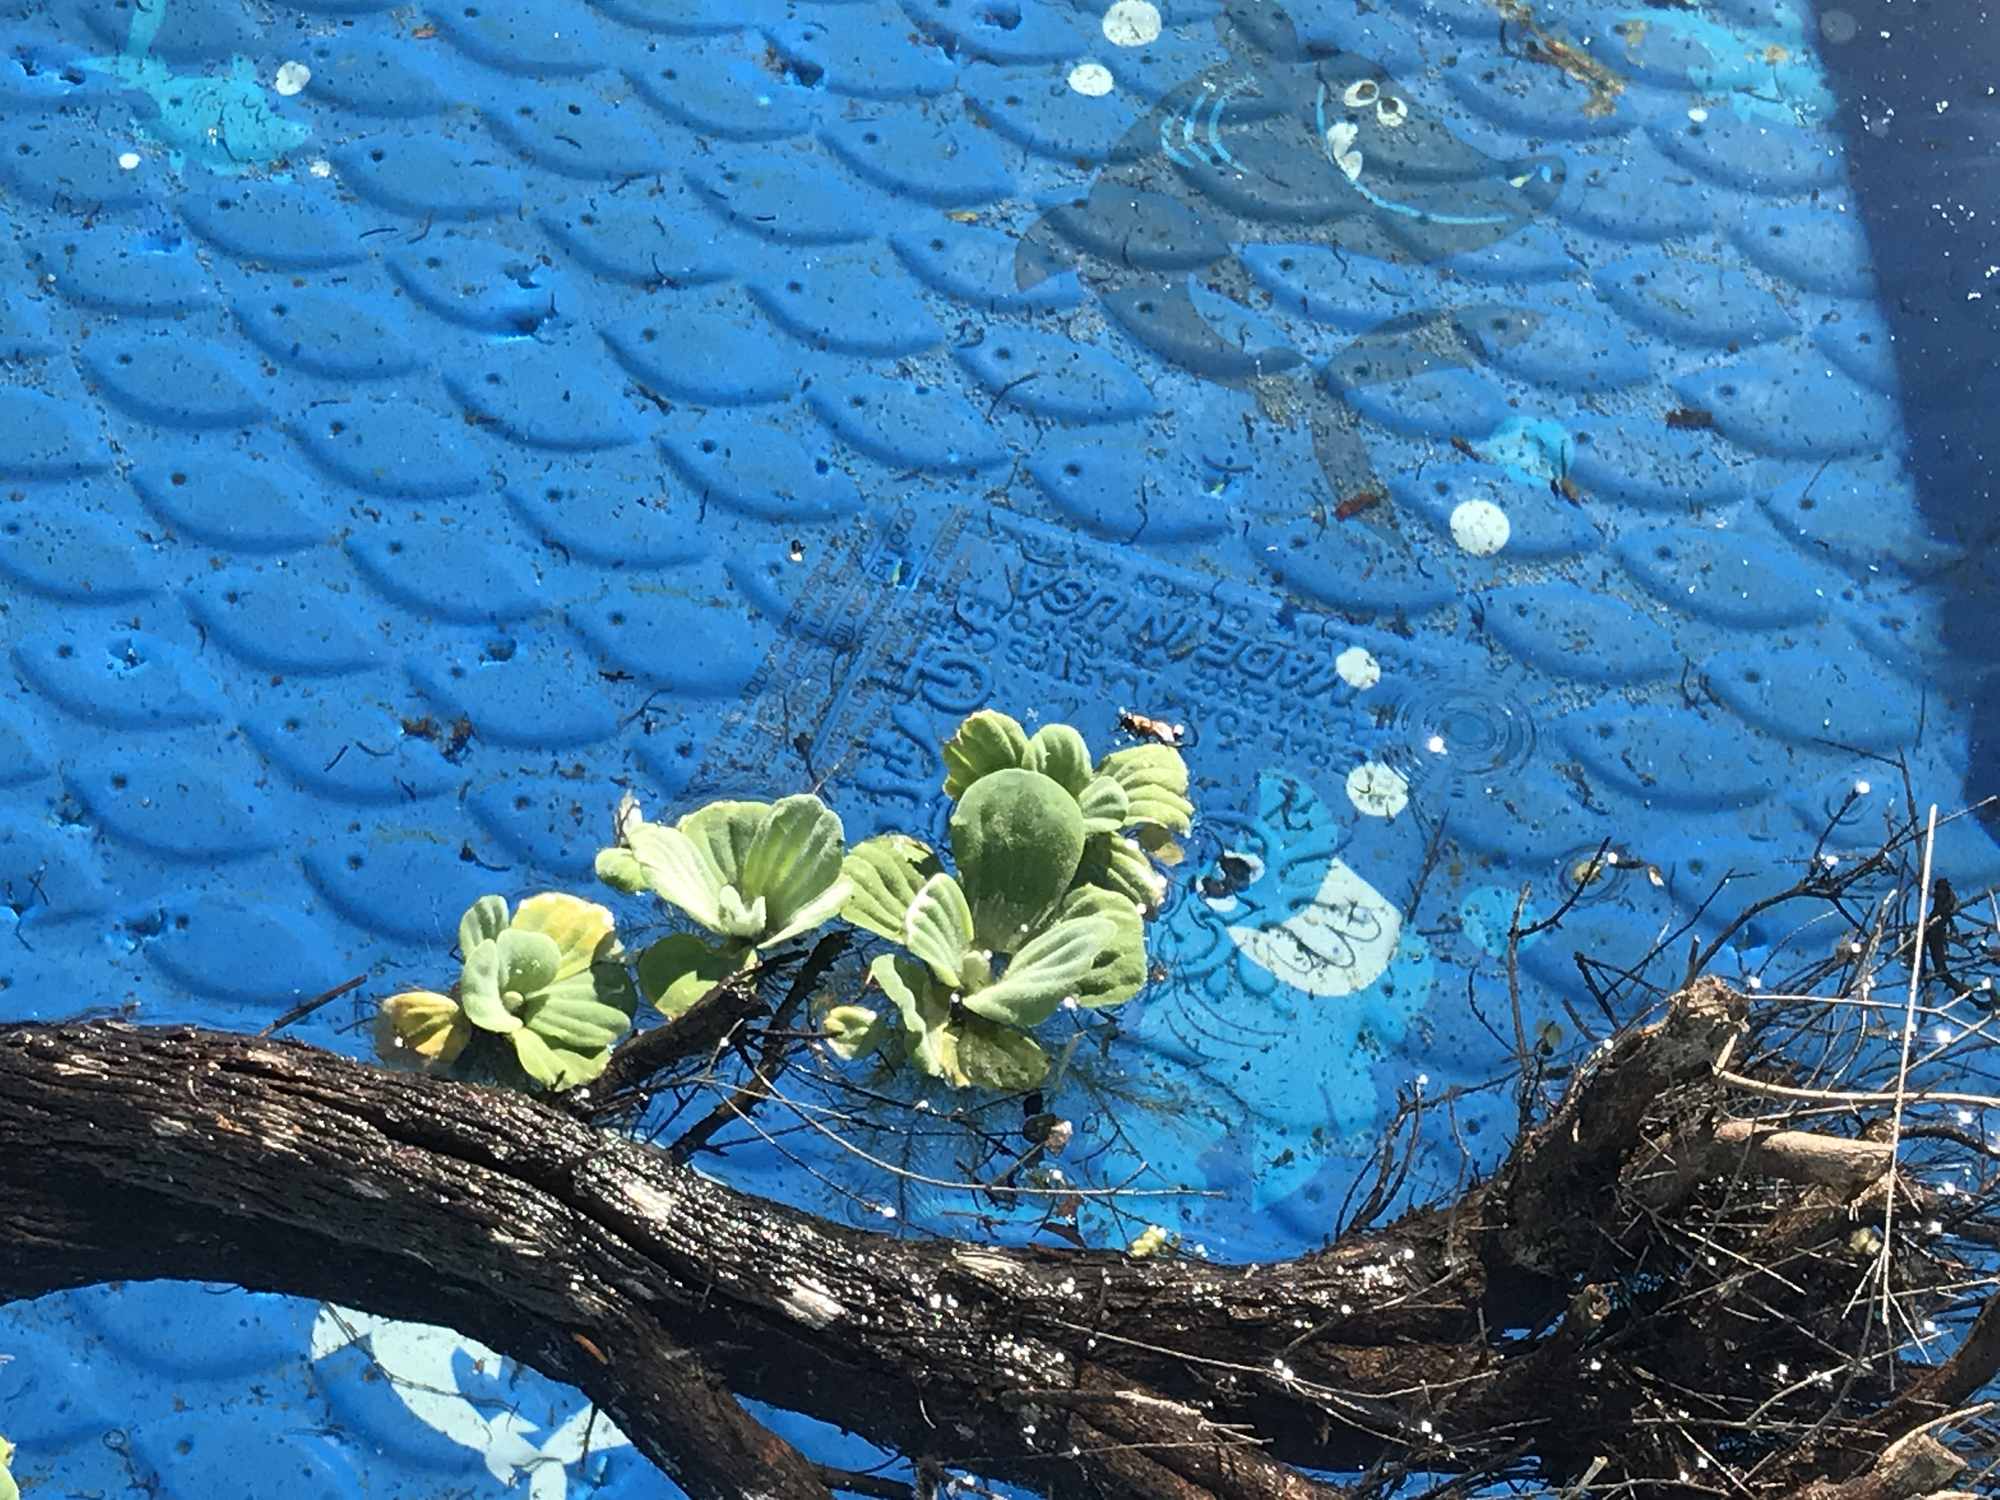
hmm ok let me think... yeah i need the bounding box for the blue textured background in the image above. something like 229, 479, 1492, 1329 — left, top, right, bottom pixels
2, 0, 1997, 1492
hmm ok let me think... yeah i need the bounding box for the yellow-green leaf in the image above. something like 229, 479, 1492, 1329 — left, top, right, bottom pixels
1073, 833, 1169, 915
458, 940, 522, 1033
511, 891, 620, 981
524, 981, 634, 1053
458, 894, 509, 958
626, 820, 727, 931
373, 991, 472, 1068
950, 768, 1087, 953
872, 953, 967, 1087
1024, 723, 1092, 796
1096, 744, 1194, 835
509, 1028, 608, 1091
955, 1017, 1049, 1091
594, 845, 649, 894
1057, 885, 1149, 1007
738, 794, 847, 938
678, 800, 770, 889
960, 916, 1111, 1028
821, 1004, 887, 1061
1076, 774, 1130, 835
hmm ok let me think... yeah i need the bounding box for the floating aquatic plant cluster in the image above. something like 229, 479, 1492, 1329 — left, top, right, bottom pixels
375, 710, 1194, 1093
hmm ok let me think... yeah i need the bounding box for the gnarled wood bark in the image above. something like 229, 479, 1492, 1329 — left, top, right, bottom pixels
0, 977, 1988, 1499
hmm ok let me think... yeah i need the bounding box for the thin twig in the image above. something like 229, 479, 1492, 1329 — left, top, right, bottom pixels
672, 931, 852, 1160
260, 974, 366, 1037
1875, 807, 1941, 1341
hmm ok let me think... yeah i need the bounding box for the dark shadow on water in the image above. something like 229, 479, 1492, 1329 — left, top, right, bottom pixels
1812, 0, 2000, 824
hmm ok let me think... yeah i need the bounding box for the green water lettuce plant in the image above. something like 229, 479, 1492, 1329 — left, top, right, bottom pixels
941, 710, 1194, 918
374, 892, 638, 1091
834, 711, 1193, 1090
595, 791, 850, 1016
374, 708, 1190, 1101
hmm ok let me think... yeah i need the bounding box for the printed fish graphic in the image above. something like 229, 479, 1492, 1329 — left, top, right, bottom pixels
1129, 770, 1435, 1210
1016, 0, 1565, 500
1172, 770, 1407, 1002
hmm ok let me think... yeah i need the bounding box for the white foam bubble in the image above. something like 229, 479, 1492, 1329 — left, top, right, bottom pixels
1449, 498, 1510, 556
1346, 762, 1410, 818
1068, 61, 1115, 96
1335, 645, 1381, 690
1102, 0, 1161, 47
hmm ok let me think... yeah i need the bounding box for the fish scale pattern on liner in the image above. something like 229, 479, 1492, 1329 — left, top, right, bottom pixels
0, 0, 1991, 1492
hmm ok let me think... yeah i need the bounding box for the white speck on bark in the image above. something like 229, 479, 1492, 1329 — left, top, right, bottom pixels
623, 1176, 676, 1225
952, 1249, 1019, 1288
778, 1277, 845, 1329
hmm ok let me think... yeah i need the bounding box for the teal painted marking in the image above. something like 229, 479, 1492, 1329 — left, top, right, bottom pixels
1476, 415, 1576, 488
83, 0, 310, 174
1342, 173, 1515, 228
1624, 6, 1835, 126
1459, 884, 1540, 959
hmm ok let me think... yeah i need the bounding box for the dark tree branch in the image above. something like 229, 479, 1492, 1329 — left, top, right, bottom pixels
1488, 975, 1748, 1281
0, 972, 1982, 1500
563, 965, 770, 1123
672, 931, 852, 1160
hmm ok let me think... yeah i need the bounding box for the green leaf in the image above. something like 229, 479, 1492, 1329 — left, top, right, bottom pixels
715, 884, 768, 940
821, 1004, 887, 1061
841, 835, 943, 942
626, 820, 726, 931
1096, 744, 1195, 835
637, 933, 744, 1019
763, 879, 852, 948
904, 873, 975, 986
956, 1017, 1050, 1091
739, 794, 848, 937
872, 953, 967, 1087
509, 1026, 563, 1086
593, 846, 649, 895
950, 767, 1087, 953
1024, 723, 1093, 796
1074, 833, 1169, 915
458, 939, 522, 1034
1056, 885, 1149, 1007
680, 800, 772, 889
459, 894, 509, 958
509, 1027, 607, 1091
941, 709, 1029, 800
495, 928, 563, 997
1076, 774, 1131, 836
523, 976, 635, 1053
960, 916, 1112, 1028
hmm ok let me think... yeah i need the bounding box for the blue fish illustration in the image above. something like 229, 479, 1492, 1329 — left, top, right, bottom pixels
1127, 770, 1436, 1211
1016, 0, 1565, 500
